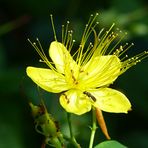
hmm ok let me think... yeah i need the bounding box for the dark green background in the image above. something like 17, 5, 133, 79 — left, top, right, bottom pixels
0, 0, 148, 147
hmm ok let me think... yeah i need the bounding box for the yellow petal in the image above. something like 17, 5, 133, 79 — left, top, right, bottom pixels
49, 41, 79, 77
59, 89, 92, 115
79, 55, 121, 88
26, 66, 69, 93
88, 88, 131, 113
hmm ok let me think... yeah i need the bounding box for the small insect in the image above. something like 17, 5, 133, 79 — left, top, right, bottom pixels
83, 91, 96, 102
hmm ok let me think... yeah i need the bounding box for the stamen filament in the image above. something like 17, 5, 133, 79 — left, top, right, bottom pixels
27, 39, 56, 72
77, 13, 99, 65
108, 31, 127, 55
63, 21, 70, 45
50, 14, 57, 41
62, 25, 64, 44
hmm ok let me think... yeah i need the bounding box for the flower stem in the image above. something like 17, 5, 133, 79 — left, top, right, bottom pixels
89, 107, 97, 148
67, 113, 81, 148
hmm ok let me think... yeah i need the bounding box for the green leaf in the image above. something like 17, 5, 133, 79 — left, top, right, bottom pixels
94, 140, 127, 148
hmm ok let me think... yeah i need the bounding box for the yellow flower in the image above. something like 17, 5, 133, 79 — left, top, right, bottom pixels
26, 14, 148, 115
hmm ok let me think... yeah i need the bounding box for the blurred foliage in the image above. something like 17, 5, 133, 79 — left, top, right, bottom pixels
94, 140, 127, 148
0, 0, 148, 148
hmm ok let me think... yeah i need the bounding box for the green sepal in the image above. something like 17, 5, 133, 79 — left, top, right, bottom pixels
29, 102, 65, 147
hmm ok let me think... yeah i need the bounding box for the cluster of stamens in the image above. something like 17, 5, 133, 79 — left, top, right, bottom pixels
28, 13, 148, 75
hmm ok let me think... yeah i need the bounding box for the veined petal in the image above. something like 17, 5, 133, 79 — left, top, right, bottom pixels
59, 89, 92, 115
49, 41, 79, 78
88, 88, 131, 113
79, 55, 121, 88
26, 66, 69, 93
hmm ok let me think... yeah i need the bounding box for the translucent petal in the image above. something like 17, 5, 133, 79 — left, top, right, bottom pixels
88, 88, 131, 113
49, 41, 79, 78
59, 89, 92, 115
79, 55, 121, 88
26, 66, 69, 93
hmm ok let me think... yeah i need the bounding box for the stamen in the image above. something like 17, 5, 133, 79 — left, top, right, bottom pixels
118, 43, 134, 58
39, 59, 45, 63
62, 25, 64, 43
27, 38, 57, 72
100, 23, 115, 43
108, 31, 127, 55
68, 38, 75, 53
29, 14, 148, 83
77, 13, 99, 65
82, 13, 99, 43
65, 30, 70, 48
50, 14, 57, 41
121, 50, 148, 74
120, 54, 129, 61
81, 42, 94, 66
94, 23, 116, 56
98, 28, 105, 39
36, 38, 47, 58
63, 21, 70, 45
65, 30, 73, 49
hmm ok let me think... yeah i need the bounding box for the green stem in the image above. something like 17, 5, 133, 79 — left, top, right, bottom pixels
89, 108, 97, 148
67, 113, 81, 148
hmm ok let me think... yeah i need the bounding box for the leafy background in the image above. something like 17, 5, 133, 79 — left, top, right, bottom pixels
0, 0, 148, 147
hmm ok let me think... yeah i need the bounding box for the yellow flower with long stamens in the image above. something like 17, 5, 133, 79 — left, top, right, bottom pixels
26, 13, 148, 115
